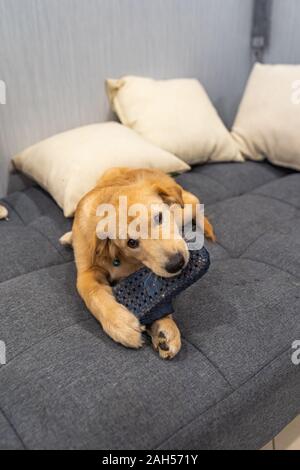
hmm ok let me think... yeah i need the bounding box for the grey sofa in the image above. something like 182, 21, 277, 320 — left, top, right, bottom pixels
0, 160, 299, 450
1, 0, 300, 451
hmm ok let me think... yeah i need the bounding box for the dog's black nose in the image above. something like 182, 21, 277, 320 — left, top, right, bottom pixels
165, 253, 185, 274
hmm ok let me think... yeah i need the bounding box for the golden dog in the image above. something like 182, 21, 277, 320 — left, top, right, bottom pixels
71, 168, 215, 359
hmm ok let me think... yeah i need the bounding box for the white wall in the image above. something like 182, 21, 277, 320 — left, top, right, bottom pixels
264, 0, 300, 64
0, 0, 254, 195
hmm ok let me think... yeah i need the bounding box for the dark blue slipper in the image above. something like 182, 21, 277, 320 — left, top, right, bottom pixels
113, 245, 210, 325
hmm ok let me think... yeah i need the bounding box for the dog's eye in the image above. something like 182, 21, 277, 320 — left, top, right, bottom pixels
127, 239, 139, 249
154, 212, 163, 225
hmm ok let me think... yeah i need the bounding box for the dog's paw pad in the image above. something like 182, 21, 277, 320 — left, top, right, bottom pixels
158, 339, 169, 351
153, 328, 181, 360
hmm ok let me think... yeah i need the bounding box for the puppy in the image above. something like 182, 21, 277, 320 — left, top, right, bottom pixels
71, 168, 215, 359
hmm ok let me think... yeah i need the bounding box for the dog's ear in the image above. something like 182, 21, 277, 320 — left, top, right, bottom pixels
152, 182, 184, 207
95, 237, 110, 260
95, 210, 119, 262
86, 232, 101, 265
94, 235, 119, 262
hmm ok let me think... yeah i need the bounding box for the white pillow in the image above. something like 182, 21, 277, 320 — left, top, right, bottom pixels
232, 63, 300, 171
13, 122, 189, 217
106, 76, 243, 165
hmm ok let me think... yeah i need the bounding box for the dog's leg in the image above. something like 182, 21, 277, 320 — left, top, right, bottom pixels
203, 216, 216, 242
181, 189, 216, 241
77, 269, 144, 348
73, 222, 143, 348
147, 315, 181, 359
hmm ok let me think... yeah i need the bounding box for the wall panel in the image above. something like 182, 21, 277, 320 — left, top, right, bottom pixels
0, 0, 253, 195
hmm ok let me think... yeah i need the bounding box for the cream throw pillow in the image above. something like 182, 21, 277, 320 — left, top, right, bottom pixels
13, 122, 189, 217
106, 76, 243, 165
232, 63, 300, 171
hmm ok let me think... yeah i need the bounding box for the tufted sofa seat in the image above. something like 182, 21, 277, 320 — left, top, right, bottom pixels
0, 161, 299, 449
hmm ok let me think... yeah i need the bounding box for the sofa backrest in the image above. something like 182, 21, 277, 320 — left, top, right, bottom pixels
0, 0, 253, 195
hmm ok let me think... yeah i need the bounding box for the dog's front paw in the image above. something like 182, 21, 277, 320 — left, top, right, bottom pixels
204, 217, 216, 242
148, 316, 181, 360
102, 305, 144, 349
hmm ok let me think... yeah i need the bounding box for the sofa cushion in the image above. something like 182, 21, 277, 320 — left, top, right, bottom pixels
0, 324, 229, 450
157, 349, 300, 450
176, 161, 291, 205
0, 161, 299, 450
253, 173, 300, 209
175, 258, 300, 387
205, 194, 298, 257
0, 411, 23, 450
0, 188, 72, 283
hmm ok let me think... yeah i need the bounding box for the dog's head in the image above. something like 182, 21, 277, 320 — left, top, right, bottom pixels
95, 177, 189, 277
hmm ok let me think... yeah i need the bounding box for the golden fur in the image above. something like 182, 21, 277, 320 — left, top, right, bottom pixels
72, 167, 215, 359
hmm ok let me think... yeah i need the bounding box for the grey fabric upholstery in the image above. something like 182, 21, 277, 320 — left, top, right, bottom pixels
0, 161, 299, 449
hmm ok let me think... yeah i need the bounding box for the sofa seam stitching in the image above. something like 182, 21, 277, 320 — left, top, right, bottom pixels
245, 191, 300, 212
209, 210, 299, 259
0, 260, 74, 287
207, 191, 300, 213
154, 343, 294, 449
181, 336, 234, 389
210, 256, 300, 281
0, 200, 26, 226
0, 317, 92, 371
237, 227, 283, 258
207, 239, 235, 257
29, 224, 68, 261
191, 173, 231, 192
250, 192, 300, 210
198, 170, 289, 196
0, 405, 26, 449
241, 257, 300, 282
